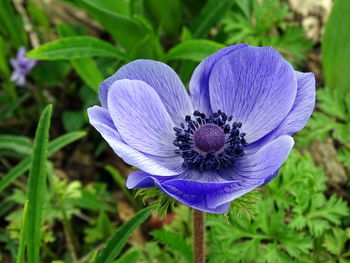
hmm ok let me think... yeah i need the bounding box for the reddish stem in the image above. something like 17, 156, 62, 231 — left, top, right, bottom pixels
193, 209, 205, 263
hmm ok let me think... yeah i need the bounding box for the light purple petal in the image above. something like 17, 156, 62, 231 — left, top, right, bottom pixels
189, 44, 248, 115
209, 46, 297, 143
17, 47, 26, 59
107, 79, 181, 160
99, 59, 193, 125
88, 106, 182, 175
207, 135, 294, 208
248, 71, 316, 150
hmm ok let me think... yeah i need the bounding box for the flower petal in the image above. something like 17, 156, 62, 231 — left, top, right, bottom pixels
107, 79, 179, 159
88, 106, 181, 176
99, 59, 193, 125
248, 71, 316, 150
189, 44, 248, 115
209, 46, 297, 143
126, 171, 232, 214
207, 135, 294, 208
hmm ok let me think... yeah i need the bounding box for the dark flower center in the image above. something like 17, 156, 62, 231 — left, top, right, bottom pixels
194, 124, 225, 153
173, 110, 248, 172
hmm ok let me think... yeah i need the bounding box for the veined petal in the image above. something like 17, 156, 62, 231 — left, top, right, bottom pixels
189, 44, 248, 115
107, 79, 180, 159
126, 171, 232, 214
88, 106, 181, 176
207, 135, 294, 208
209, 46, 297, 143
99, 59, 193, 125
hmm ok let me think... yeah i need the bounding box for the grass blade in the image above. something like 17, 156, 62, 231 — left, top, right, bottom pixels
26, 105, 52, 263
16, 200, 29, 263
0, 131, 86, 193
94, 207, 152, 263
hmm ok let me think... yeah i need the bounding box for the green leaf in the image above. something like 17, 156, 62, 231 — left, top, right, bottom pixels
0, 0, 27, 47
26, 105, 52, 263
93, 206, 152, 263
145, 0, 182, 37
115, 248, 142, 263
0, 131, 86, 193
78, 0, 148, 50
16, 200, 29, 263
0, 135, 32, 155
71, 59, 103, 92
191, 0, 234, 38
164, 40, 225, 62
27, 37, 127, 61
151, 230, 192, 263
105, 165, 138, 209
323, 228, 349, 256
322, 0, 350, 92
58, 24, 103, 92
62, 110, 86, 132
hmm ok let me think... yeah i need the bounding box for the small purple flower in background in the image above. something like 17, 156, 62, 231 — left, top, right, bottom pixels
10, 47, 37, 87
88, 44, 316, 214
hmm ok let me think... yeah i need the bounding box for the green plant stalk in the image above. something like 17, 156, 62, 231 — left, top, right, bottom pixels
61, 205, 78, 263
193, 209, 205, 263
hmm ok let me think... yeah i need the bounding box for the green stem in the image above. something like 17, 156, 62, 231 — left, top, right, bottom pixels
192, 209, 205, 263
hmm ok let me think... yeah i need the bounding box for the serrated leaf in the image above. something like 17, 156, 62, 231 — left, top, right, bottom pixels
27, 37, 127, 61
151, 230, 192, 263
164, 40, 225, 62
323, 228, 349, 256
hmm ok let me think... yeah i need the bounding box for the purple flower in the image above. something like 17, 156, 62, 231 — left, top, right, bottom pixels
88, 44, 315, 214
10, 47, 37, 87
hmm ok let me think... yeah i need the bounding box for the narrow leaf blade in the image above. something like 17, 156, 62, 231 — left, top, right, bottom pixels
26, 105, 52, 263
94, 207, 152, 263
0, 131, 86, 193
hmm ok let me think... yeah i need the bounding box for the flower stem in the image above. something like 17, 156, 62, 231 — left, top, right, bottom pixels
193, 209, 205, 263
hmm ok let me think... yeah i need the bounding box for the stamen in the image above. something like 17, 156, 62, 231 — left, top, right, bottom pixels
173, 110, 248, 172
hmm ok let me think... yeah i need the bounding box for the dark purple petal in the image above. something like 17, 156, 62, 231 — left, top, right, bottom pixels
99, 59, 193, 125
88, 106, 182, 175
209, 46, 297, 143
189, 44, 248, 115
107, 79, 182, 160
126, 171, 232, 213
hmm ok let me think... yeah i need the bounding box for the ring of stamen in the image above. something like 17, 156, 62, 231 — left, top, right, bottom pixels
173, 110, 248, 172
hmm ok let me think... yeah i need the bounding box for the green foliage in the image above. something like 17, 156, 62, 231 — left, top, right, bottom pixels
26, 105, 52, 263
93, 207, 152, 263
206, 151, 349, 263
322, 0, 350, 92
221, 0, 312, 64
0, 131, 86, 193
151, 230, 192, 263
164, 40, 225, 62
136, 187, 176, 219
191, 0, 234, 38
27, 36, 127, 61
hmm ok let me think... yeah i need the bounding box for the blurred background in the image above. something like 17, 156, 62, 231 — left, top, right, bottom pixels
0, 0, 349, 262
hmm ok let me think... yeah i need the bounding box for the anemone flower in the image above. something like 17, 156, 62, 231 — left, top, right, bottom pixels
10, 47, 37, 87
88, 44, 315, 214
